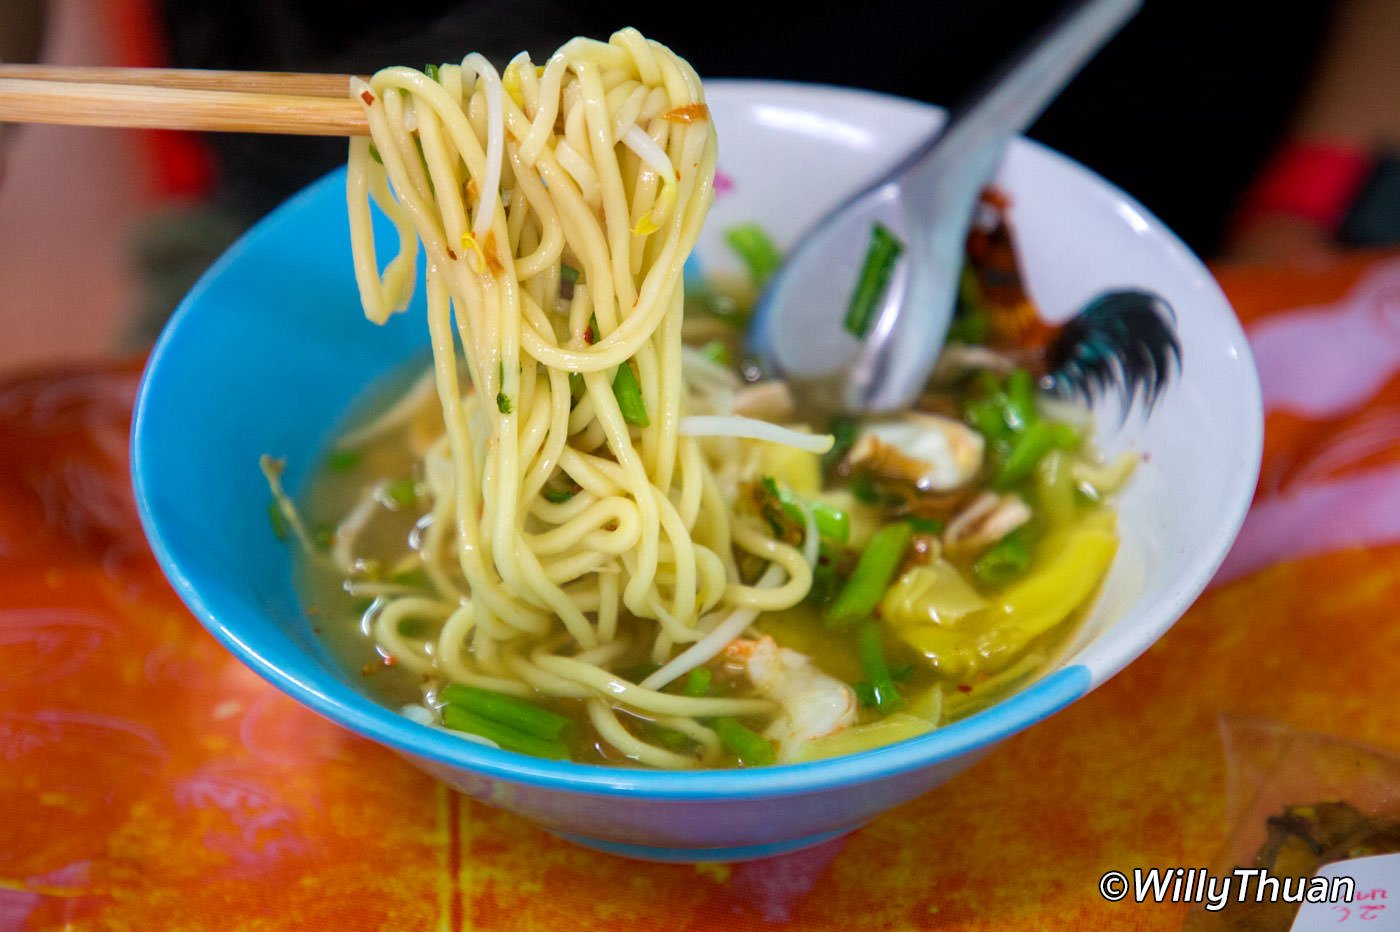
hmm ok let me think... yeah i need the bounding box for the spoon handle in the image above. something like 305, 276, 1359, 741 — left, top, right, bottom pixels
904, 0, 1143, 198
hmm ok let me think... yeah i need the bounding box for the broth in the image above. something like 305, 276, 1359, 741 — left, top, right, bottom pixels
295, 355, 1116, 768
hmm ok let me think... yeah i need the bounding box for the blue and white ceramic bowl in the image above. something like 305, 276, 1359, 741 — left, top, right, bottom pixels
132, 81, 1262, 862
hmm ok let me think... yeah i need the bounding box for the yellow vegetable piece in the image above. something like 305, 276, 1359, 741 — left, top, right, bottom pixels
502, 65, 524, 108
795, 713, 936, 762
942, 651, 1045, 719
460, 232, 488, 274
893, 511, 1118, 679
904, 683, 945, 722
996, 512, 1117, 641
759, 443, 822, 496
881, 560, 988, 631
631, 181, 677, 237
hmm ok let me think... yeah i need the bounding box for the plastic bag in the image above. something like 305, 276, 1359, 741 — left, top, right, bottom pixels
1184, 716, 1400, 931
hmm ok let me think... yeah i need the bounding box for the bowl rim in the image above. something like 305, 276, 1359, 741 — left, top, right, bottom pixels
132, 77, 1262, 800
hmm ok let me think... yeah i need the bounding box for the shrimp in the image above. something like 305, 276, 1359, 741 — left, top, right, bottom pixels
723, 636, 857, 762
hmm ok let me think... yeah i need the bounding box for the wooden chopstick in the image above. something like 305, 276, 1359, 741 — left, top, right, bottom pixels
0, 64, 359, 96
0, 65, 368, 136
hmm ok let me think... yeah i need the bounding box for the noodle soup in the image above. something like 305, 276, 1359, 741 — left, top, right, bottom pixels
264, 28, 1172, 770
291, 290, 1137, 769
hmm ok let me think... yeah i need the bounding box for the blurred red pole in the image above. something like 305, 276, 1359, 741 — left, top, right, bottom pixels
100, 0, 215, 202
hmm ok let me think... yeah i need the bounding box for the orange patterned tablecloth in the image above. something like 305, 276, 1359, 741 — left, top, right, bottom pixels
6, 251, 1400, 931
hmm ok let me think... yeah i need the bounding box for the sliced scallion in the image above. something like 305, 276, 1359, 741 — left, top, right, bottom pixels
390, 568, 433, 590
843, 223, 904, 338
856, 621, 903, 714
542, 485, 577, 504
441, 705, 569, 759
397, 617, 428, 638
972, 529, 1032, 587
440, 683, 572, 742
823, 416, 858, 477
327, 449, 361, 472
723, 222, 783, 287
612, 363, 649, 427
825, 522, 912, 629
386, 477, 418, 508
761, 476, 850, 543
699, 339, 731, 367
713, 717, 776, 766
682, 667, 713, 697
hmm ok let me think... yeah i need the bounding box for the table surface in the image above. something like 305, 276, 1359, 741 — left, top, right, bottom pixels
5, 250, 1400, 931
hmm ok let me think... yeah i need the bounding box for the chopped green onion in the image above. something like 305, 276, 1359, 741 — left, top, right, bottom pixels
368, 142, 383, 165
843, 223, 904, 338
682, 667, 713, 697
397, 617, 428, 638
267, 501, 287, 540
699, 339, 731, 367
825, 522, 913, 629
850, 473, 882, 505
723, 222, 783, 287
856, 622, 903, 714
496, 392, 513, 414
908, 516, 945, 534
1005, 368, 1037, 432
440, 684, 572, 742
312, 524, 335, 551
569, 372, 585, 399
327, 449, 361, 472
810, 501, 851, 543
560, 263, 580, 284
390, 568, 433, 590
386, 477, 419, 508
994, 419, 1059, 489
823, 416, 858, 477
807, 544, 841, 607
966, 395, 1015, 445
441, 705, 569, 759
973, 529, 1032, 587
762, 476, 851, 543
713, 717, 776, 766
423, 63, 440, 81
612, 363, 649, 427
650, 724, 693, 750
542, 485, 577, 504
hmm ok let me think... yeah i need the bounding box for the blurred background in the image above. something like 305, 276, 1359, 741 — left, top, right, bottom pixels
3, 0, 1397, 372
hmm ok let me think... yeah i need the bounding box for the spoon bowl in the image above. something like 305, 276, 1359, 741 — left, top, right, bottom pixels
747, 0, 1142, 415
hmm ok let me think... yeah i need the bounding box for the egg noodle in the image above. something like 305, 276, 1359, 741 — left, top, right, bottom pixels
341, 29, 825, 767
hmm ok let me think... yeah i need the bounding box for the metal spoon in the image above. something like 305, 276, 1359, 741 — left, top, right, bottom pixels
746, 0, 1143, 416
